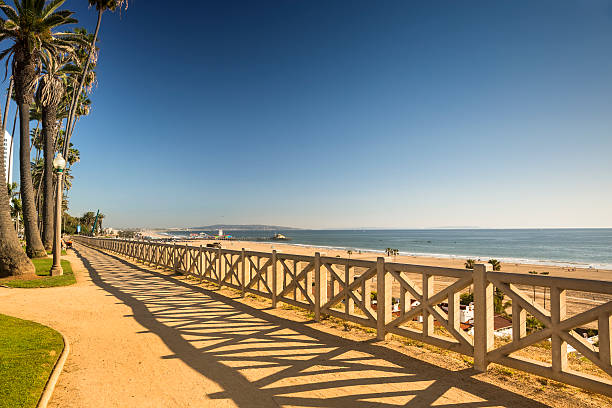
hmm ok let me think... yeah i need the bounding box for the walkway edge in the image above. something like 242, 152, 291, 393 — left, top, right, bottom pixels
37, 331, 70, 408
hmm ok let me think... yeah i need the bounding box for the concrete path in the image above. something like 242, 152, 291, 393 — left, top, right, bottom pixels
0, 244, 547, 407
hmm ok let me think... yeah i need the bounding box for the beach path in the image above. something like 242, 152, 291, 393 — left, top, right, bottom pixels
0, 244, 548, 408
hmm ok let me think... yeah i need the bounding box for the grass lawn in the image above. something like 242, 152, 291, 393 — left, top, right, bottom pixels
46, 250, 68, 256
2, 258, 75, 288
0, 314, 64, 408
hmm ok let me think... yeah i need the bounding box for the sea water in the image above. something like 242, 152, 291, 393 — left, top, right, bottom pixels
167, 229, 612, 270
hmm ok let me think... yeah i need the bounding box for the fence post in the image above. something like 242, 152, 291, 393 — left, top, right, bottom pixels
551, 286, 568, 374
314, 252, 324, 321
197, 245, 202, 282
599, 312, 612, 366
241, 249, 246, 297
345, 260, 354, 315
474, 263, 493, 371
376, 257, 391, 341
271, 251, 279, 307
173, 243, 177, 273
217, 247, 222, 288
423, 272, 434, 336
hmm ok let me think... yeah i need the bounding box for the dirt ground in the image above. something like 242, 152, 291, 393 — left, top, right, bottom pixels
0, 243, 609, 407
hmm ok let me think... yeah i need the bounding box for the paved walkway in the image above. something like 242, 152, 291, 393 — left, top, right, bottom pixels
0, 244, 547, 407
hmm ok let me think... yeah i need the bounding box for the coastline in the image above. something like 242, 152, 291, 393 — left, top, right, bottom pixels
141, 230, 612, 282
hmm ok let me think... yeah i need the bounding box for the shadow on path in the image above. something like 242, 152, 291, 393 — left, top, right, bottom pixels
74, 244, 547, 408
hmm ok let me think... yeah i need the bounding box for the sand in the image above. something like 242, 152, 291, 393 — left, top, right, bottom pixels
140, 231, 612, 281
142, 232, 612, 319
1, 243, 594, 407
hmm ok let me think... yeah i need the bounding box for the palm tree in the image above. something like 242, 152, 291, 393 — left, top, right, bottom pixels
37, 51, 81, 250
7, 181, 21, 228
62, 0, 127, 158
79, 211, 96, 234
0, 143, 33, 276
488, 259, 501, 271
464, 259, 476, 269
0, 75, 12, 136
0, 80, 32, 276
95, 213, 104, 234
0, 0, 78, 258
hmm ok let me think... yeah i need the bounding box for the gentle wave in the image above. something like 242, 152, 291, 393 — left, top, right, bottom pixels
276, 242, 612, 270
163, 228, 612, 270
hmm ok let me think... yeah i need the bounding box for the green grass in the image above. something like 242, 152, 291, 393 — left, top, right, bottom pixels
0, 314, 64, 408
2, 258, 75, 288
46, 250, 67, 256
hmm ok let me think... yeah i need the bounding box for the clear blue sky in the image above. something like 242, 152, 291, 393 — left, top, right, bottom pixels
9, 0, 612, 229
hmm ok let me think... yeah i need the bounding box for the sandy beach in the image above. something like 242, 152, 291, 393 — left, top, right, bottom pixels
142, 230, 612, 282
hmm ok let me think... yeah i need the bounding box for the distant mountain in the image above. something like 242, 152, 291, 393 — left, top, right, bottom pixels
180, 224, 302, 231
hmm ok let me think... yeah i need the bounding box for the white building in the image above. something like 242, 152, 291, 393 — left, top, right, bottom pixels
3, 130, 13, 184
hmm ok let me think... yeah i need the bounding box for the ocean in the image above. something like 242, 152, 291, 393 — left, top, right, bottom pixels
165, 228, 612, 270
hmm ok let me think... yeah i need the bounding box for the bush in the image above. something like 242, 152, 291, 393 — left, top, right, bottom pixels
460, 292, 473, 305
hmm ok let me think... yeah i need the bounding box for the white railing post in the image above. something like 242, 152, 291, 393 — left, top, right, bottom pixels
512, 299, 526, 342
345, 260, 354, 315
271, 250, 278, 307
551, 286, 568, 374
241, 249, 246, 297
173, 243, 177, 273
599, 312, 612, 366
217, 247, 222, 288
314, 252, 324, 321
376, 257, 391, 341
474, 263, 493, 372
423, 272, 434, 336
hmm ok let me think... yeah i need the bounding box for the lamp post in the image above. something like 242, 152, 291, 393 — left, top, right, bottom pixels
50, 153, 66, 276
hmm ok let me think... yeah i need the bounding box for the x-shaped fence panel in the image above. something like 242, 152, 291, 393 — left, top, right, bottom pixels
318, 257, 378, 329
219, 250, 242, 289
384, 263, 474, 356
276, 253, 316, 311
244, 251, 275, 300
487, 272, 612, 395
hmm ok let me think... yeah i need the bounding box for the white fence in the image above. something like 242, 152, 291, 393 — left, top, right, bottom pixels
73, 236, 612, 396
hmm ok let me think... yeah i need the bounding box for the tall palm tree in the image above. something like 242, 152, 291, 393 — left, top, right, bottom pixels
62, 0, 127, 158
0, 74, 30, 276
37, 51, 81, 250
0, 75, 12, 136
7, 181, 21, 227
0, 121, 32, 276
0, 0, 78, 258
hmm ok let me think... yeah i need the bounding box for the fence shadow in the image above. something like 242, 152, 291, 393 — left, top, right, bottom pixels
74, 244, 547, 408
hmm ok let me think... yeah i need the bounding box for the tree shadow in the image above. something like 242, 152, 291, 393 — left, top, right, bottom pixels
74, 245, 547, 408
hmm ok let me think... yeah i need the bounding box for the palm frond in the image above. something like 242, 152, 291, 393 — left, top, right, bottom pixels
0, 3, 19, 22
42, 0, 65, 20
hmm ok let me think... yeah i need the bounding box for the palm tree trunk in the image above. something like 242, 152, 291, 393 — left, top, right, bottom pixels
63, 9, 103, 158
34, 120, 41, 162
18, 101, 46, 258
7, 109, 17, 177
41, 106, 57, 250
0, 102, 34, 277
0, 77, 13, 134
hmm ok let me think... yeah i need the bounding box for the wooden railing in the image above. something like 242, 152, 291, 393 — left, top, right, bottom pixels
73, 236, 612, 396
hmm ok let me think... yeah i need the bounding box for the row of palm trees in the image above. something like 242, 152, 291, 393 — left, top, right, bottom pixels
0, 0, 127, 278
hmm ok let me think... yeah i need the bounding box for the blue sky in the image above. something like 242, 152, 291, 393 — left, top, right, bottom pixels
8, 0, 612, 229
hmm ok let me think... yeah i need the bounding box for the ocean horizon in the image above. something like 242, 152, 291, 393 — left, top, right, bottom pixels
162, 228, 612, 270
